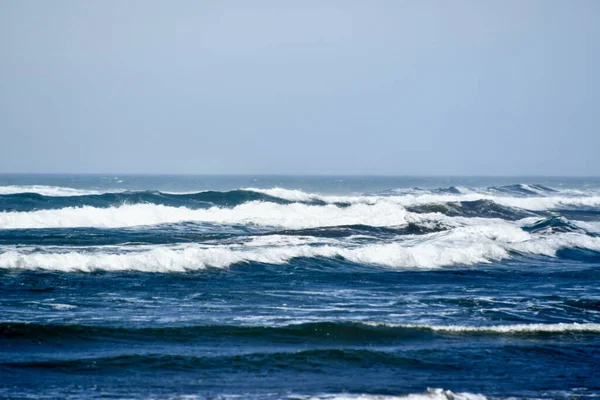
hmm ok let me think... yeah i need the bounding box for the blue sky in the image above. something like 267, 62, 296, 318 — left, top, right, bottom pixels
1, 1, 598, 175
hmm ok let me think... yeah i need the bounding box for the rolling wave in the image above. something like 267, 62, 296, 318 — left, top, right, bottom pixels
1, 196, 599, 231
0, 189, 294, 212
2, 185, 600, 212
0, 201, 417, 230
0, 223, 447, 247
0, 348, 457, 373
522, 216, 587, 234
0, 185, 110, 196
370, 322, 600, 334
406, 199, 538, 220
1, 226, 599, 272
3, 321, 598, 344
488, 184, 558, 196
294, 388, 488, 400
247, 186, 600, 211
1, 186, 599, 235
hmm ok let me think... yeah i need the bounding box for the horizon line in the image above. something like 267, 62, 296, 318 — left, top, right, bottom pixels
0, 172, 599, 178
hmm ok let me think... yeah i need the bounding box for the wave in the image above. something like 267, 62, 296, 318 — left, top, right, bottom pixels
2, 197, 599, 232
235, 187, 600, 213
0, 201, 417, 230
0, 321, 425, 343
0, 348, 457, 374
150, 390, 490, 400
406, 199, 538, 220
0, 224, 253, 247
392, 193, 600, 212
0, 185, 112, 196
0, 189, 294, 212
1, 227, 599, 271
293, 388, 487, 400
3, 321, 597, 344
0, 223, 446, 248
247, 186, 600, 211
2, 186, 600, 219
488, 184, 558, 196
372, 322, 600, 334
522, 216, 587, 234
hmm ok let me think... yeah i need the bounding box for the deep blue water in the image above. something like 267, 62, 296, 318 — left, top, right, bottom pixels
0, 175, 599, 400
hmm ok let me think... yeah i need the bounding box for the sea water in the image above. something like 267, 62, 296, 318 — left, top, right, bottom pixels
0, 175, 599, 399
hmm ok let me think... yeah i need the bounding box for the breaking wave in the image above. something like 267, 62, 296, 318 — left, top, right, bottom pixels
0, 185, 110, 196
0, 201, 419, 230
3, 321, 598, 344
1, 226, 599, 272
371, 322, 600, 334
294, 389, 488, 400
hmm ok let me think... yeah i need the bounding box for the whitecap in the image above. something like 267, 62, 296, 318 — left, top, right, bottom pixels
1, 227, 599, 272
0, 185, 114, 196
368, 322, 600, 334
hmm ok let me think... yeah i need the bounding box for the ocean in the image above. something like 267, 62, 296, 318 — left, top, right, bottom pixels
0, 174, 598, 400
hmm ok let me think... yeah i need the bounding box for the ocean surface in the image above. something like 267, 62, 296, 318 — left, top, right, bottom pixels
0, 174, 599, 400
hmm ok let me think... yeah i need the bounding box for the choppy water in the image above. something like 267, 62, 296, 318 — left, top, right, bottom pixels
0, 175, 599, 399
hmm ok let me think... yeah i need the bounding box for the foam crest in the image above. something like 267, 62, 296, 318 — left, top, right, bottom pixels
379, 322, 600, 334
244, 187, 368, 204
0, 185, 113, 196
3, 186, 600, 216
244, 187, 600, 211
574, 220, 600, 233
300, 388, 487, 400
1, 227, 599, 272
387, 193, 600, 211
7, 191, 597, 231
244, 187, 320, 202
0, 201, 416, 230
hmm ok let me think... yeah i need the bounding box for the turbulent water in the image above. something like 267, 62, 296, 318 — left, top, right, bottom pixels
1, 175, 599, 399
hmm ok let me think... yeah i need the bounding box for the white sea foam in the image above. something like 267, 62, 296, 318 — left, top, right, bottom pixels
244, 187, 322, 202
385, 193, 600, 211
243, 187, 374, 204
3, 185, 600, 213
4, 193, 595, 231
297, 388, 487, 400
48, 303, 77, 310
244, 187, 600, 211
0, 201, 421, 229
1, 227, 599, 272
369, 322, 600, 334
0, 185, 116, 196
168, 389, 489, 400
574, 220, 600, 233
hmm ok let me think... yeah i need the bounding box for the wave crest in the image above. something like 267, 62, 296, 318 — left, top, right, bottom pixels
0, 201, 415, 230
1, 226, 599, 272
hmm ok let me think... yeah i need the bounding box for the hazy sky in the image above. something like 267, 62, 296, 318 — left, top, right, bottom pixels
1, 1, 599, 175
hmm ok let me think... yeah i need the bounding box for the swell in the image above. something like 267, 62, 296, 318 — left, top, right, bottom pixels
3, 321, 598, 344
1, 193, 600, 232
406, 199, 539, 220
0, 213, 593, 249
251, 186, 600, 211
0, 190, 296, 212
2, 227, 600, 271
0, 349, 459, 374
0, 223, 446, 247
0, 224, 259, 246
0, 201, 415, 230
289, 389, 489, 400
0, 321, 427, 343
522, 216, 587, 234
488, 184, 558, 196
0, 200, 596, 231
